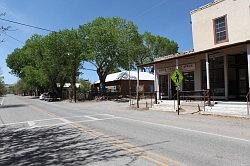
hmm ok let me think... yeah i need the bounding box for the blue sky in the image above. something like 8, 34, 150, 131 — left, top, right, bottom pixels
0, 0, 211, 84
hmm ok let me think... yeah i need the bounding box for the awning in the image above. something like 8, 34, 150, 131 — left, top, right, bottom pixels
137, 40, 250, 68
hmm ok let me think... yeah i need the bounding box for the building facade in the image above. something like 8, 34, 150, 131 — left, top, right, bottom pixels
93, 71, 155, 96
140, 0, 250, 101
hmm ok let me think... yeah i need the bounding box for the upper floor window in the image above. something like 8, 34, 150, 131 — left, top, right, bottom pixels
214, 15, 228, 44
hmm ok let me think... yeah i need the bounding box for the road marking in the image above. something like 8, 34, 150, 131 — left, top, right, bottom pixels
75, 125, 186, 166
117, 116, 250, 143
85, 115, 100, 120
0, 114, 116, 127
18, 117, 120, 129
26, 105, 181, 166
59, 118, 72, 124
0, 97, 4, 106
71, 124, 170, 166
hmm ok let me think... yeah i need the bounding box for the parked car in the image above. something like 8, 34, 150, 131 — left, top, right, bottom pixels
44, 92, 60, 102
39, 93, 46, 100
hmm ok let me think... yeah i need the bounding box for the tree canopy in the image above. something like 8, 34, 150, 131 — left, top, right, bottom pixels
136, 32, 178, 65
6, 16, 178, 97
6, 30, 87, 98
79, 17, 142, 91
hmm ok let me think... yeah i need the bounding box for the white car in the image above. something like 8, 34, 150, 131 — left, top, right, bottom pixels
39, 93, 46, 100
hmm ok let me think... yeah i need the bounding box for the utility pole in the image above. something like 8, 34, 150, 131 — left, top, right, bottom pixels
129, 59, 132, 106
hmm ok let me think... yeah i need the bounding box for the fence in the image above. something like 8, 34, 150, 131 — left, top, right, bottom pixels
129, 92, 156, 110
173, 90, 214, 112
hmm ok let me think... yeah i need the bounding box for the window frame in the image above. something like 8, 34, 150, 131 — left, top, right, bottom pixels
213, 15, 229, 44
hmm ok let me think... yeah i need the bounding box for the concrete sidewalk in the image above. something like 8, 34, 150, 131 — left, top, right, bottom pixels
151, 100, 250, 118
203, 101, 249, 118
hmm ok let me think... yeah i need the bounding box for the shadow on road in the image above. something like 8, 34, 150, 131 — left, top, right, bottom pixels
0, 104, 27, 109
0, 126, 141, 166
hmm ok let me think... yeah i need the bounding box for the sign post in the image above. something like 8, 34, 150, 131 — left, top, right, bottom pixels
170, 69, 184, 115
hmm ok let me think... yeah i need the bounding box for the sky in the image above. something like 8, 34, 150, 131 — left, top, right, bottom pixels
0, 0, 212, 84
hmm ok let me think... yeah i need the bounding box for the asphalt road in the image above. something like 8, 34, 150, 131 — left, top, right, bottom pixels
0, 95, 250, 166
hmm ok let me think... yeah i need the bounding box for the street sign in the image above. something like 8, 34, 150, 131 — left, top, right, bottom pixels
170, 69, 183, 87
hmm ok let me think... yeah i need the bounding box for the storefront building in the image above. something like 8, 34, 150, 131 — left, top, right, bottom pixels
139, 0, 250, 101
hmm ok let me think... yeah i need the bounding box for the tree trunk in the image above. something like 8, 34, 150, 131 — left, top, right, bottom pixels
59, 84, 64, 99
97, 70, 107, 96
72, 62, 77, 103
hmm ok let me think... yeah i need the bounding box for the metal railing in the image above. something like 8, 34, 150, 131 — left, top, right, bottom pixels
130, 92, 156, 110
177, 90, 213, 112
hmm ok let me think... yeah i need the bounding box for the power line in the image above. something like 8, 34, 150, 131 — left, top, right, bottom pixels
0, 17, 54, 32
1, 31, 24, 44
136, 0, 168, 18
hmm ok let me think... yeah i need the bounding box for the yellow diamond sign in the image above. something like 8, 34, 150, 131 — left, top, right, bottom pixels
170, 69, 184, 87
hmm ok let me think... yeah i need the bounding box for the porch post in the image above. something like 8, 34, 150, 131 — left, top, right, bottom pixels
176, 59, 179, 70
176, 59, 180, 114
154, 64, 159, 102
205, 53, 210, 90
247, 44, 250, 91
205, 53, 211, 105
247, 44, 250, 115
224, 55, 228, 100
136, 67, 140, 108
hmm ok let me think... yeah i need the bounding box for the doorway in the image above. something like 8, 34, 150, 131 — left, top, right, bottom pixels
170, 71, 195, 99
159, 75, 168, 99
182, 72, 195, 91
228, 54, 248, 99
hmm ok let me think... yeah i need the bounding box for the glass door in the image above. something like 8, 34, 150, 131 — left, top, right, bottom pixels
238, 68, 248, 97
159, 75, 168, 99
228, 54, 248, 100
182, 72, 194, 91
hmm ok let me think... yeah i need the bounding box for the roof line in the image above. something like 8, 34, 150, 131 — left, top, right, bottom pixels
190, 0, 226, 15
137, 40, 250, 67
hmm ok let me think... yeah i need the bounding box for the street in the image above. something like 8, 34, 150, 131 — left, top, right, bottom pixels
0, 95, 250, 166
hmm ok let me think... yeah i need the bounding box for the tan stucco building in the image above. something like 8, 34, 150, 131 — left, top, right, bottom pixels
139, 0, 250, 101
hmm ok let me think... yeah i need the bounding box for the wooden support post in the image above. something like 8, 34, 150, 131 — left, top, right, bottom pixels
247, 44, 250, 115
176, 59, 180, 115
136, 68, 140, 108
205, 53, 211, 106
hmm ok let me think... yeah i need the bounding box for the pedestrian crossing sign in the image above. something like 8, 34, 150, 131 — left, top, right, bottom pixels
170, 69, 183, 87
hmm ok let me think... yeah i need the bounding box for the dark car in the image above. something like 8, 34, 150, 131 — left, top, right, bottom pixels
44, 92, 60, 102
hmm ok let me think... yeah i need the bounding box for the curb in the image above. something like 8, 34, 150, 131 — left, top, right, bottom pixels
200, 112, 250, 119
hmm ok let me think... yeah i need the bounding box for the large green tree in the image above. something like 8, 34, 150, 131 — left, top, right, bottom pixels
57, 29, 87, 102
42, 32, 71, 96
79, 17, 142, 92
12, 79, 32, 96
6, 35, 48, 94
7, 30, 88, 100
136, 32, 178, 65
